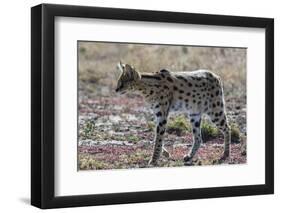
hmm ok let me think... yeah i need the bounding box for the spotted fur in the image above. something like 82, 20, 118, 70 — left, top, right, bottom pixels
116, 62, 231, 166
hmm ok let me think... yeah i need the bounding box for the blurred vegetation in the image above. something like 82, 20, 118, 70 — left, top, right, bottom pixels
230, 123, 241, 143
166, 115, 191, 136
78, 42, 246, 100
79, 120, 95, 140
201, 120, 220, 142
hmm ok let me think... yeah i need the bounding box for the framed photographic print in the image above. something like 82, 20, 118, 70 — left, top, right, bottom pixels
31, 3, 274, 209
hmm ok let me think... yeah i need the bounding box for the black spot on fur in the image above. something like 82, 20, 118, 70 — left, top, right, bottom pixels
220, 119, 225, 126
142, 75, 161, 80
213, 103, 216, 108
216, 90, 220, 96
167, 77, 173, 82
213, 118, 219, 122
150, 90, 154, 95
154, 84, 161, 88
155, 104, 160, 108
186, 92, 191, 96
163, 85, 169, 89
156, 126, 160, 133
195, 121, 200, 127
188, 83, 192, 87
173, 86, 178, 91
160, 69, 169, 73
156, 112, 162, 117
179, 96, 183, 100
176, 76, 188, 82
190, 118, 195, 123
160, 130, 165, 135
179, 90, 184, 94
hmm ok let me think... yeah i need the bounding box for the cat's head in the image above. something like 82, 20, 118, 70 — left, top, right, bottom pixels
115, 61, 141, 94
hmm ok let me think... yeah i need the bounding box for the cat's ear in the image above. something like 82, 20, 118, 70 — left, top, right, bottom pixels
124, 64, 141, 81
117, 61, 124, 73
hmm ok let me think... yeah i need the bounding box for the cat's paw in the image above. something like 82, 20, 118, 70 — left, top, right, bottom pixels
162, 148, 171, 158
218, 150, 230, 163
183, 155, 194, 166
183, 154, 192, 162
148, 159, 158, 167
218, 155, 230, 164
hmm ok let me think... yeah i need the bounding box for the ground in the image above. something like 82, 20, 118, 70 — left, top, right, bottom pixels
78, 42, 247, 170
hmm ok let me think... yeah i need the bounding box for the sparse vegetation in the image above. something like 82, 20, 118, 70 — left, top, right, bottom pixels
166, 115, 191, 136
78, 42, 247, 170
201, 120, 220, 142
230, 123, 241, 143
79, 120, 95, 140
126, 135, 139, 144
79, 154, 109, 170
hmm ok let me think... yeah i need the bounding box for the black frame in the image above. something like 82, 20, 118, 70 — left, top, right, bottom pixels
31, 3, 274, 209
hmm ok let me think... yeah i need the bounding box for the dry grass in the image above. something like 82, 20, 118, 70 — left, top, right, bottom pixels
78, 42, 246, 99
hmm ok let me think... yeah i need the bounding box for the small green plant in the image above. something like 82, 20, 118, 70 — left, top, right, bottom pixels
110, 134, 125, 141
80, 120, 95, 139
126, 135, 139, 143
79, 156, 108, 170
147, 121, 155, 131
166, 116, 191, 136
230, 123, 241, 143
201, 120, 219, 142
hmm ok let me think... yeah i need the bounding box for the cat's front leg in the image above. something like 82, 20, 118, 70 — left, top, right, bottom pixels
148, 112, 168, 166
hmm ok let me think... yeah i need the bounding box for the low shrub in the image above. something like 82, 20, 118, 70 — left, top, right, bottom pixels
201, 120, 220, 142
230, 123, 241, 143
166, 116, 191, 136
